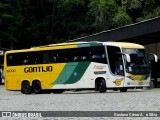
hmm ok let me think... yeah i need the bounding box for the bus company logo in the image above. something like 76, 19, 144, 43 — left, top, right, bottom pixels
94, 65, 106, 70
113, 79, 123, 86
7, 69, 16, 73
24, 66, 53, 73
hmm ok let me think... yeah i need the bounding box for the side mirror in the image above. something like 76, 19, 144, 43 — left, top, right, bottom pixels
149, 53, 158, 62
116, 52, 131, 63
125, 54, 131, 63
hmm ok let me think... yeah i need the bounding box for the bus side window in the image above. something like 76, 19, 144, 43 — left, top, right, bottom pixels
31, 52, 42, 64
80, 56, 87, 61
23, 55, 31, 65
92, 54, 100, 60
101, 53, 106, 63
7, 55, 14, 66
33, 57, 38, 64
90, 46, 106, 64
78, 48, 90, 62
58, 50, 73, 63
42, 52, 50, 64
22, 52, 40, 65
73, 56, 79, 61
49, 53, 56, 63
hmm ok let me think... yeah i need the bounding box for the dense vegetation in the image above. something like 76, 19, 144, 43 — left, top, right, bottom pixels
0, 0, 160, 49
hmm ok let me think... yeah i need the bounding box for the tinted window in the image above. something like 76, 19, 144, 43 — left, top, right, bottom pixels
6, 46, 107, 66
90, 47, 107, 64
73, 48, 90, 62
107, 46, 124, 75
7, 52, 42, 66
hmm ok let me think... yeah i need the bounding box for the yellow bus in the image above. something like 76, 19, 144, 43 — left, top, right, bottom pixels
4, 41, 158, 94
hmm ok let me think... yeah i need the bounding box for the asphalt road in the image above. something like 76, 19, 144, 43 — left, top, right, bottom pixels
0, 85, 160, 119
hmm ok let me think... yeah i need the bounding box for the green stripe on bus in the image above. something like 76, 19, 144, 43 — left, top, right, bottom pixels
52, 62, 91, 84
52, 62, 78, 84
78, 43, 103, 48
53, 68, 66, 84
78, 43, 90, 48
90, 43, 103, 47
64, 62, 90, 84
65, 62, 79, 82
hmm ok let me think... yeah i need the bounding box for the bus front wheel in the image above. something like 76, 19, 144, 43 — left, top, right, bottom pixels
32, 81, 42, 94
21, 81, 32, 94
98, 79, 106, 93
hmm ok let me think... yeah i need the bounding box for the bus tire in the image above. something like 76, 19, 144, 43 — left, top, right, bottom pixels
120, 88, 127, 92
98, 79, 106, 93
21, 81, 32, 94
32, 81, 42, 94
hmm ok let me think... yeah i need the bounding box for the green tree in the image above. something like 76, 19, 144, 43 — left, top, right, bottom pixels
121, 0, 159, 22
0, 1, 14, 48
0, 0, 160, 49
113, 7, 132, 27
88, 0, 117, 32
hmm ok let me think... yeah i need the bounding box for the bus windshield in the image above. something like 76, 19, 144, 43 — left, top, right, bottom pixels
122, 48, 150, 74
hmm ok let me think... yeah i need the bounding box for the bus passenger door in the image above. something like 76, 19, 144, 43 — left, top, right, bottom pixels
107, 46, 125, 88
